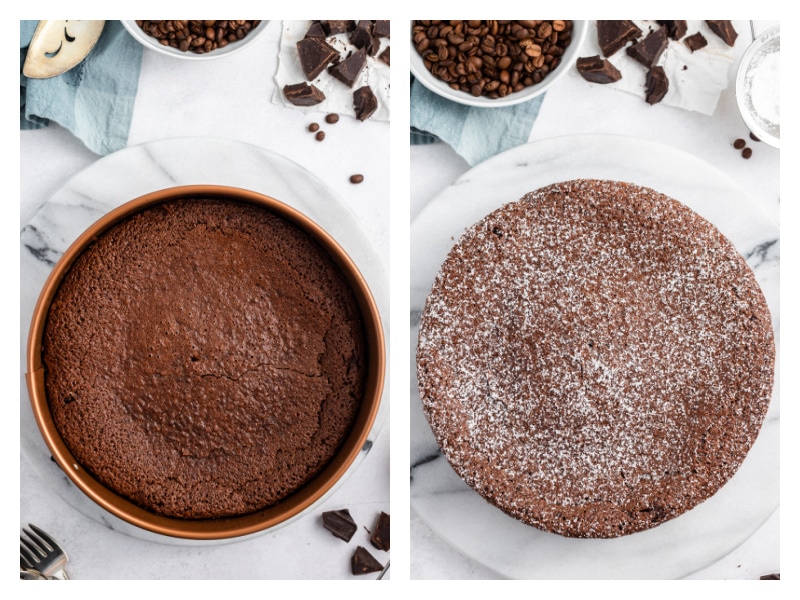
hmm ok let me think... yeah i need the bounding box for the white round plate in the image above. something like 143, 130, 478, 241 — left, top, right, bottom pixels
20, 137, 388, 546
410, 133, 779, 579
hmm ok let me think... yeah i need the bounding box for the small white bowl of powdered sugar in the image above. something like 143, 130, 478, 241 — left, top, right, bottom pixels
736, 24, 780, 148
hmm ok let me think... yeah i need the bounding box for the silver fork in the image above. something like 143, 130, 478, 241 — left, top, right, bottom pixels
20, 524, 70, 580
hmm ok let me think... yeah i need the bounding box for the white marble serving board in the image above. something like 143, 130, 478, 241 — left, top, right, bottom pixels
409, 134, 779, 579
20, 137, 389, 546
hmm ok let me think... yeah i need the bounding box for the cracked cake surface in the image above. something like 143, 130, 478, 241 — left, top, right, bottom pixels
43, 197, 366, 519
416, 179, 774, 538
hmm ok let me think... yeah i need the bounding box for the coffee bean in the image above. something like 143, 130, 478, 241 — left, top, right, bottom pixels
325, 113, 340, 124
315, 131, 326, 142
742, 147, 753, 159
750, 132, 760, 142
733, 138, 746, 149
308, 122, 320, 132
412, 20, 573, 99
350, 174, 364, 184
135, 20, 261, 54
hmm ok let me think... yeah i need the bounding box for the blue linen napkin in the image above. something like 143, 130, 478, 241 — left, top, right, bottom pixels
20, 20, 143, 156
410, 75, 544, 166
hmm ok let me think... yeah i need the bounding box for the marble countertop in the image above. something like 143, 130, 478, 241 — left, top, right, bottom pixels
19, 21, 389, 580
410, 20, 780, 580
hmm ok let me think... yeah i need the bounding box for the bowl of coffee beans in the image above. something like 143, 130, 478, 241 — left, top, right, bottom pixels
411, 20, 587, 107
122, 20, 269, 60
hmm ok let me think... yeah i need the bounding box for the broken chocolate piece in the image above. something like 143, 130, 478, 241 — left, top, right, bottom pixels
706, 20, 738, 46
369, 511, 390, 551
597, 20, 642, 57
645, 65, 669, 105
328, 48, 367, 87
576, 55, 622, 84
353, 85, 378, 121
283, 82, 326, 106
351, 546, 384, 575
322, 509, 358, 541
626, 26, 668, 67
760, 573, 780, 580
350, 21, 374, 50
297, 36, 338, 80
304, 21, 327, 39
684, 32, 708, 52
657, 20, 688, 40
378, 46, 390, 66
374, 20, 390, 38
322, 20, 354, 36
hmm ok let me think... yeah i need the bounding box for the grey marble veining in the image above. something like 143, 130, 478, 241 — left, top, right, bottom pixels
409, 134, 779, 579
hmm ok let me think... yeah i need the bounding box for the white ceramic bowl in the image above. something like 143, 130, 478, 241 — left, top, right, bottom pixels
121, 20, 270, 60
735, 24, 780, 148
410, 20, 588, 107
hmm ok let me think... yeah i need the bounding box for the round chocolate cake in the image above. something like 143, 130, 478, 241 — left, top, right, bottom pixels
43, 197, 367, 519
416, 179, 775, 538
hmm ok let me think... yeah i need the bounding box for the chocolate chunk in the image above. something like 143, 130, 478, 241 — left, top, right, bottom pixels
322, 20, 354, 36
374, 20, 390, 38
328, 48, 367, 87
657, 20, 688, 40
296, 37, 338, 80
597, 20, 642, 57
576, 55, 622, 84
645, 66, 669, 105
706, 20, 738, 46
351, 546, 384, 575
304, 21, 327, 39
350, 21, 374, 50
378, 46, 390, 66
626, 26, 668, 67
369, 511, 390, 551
684, 32, 708, 52
322, 509, 358, 541
283, 82, 326, 106
353, 85, 378, 121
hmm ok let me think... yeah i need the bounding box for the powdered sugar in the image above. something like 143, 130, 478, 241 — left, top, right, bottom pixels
416, 179, 775, 538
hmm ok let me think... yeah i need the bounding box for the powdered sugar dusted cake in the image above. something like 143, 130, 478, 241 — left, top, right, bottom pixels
416, 179, 774, 538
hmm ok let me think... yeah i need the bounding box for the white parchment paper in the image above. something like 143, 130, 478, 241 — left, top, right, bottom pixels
273, 20, 390, 122
579, 20, 737, 115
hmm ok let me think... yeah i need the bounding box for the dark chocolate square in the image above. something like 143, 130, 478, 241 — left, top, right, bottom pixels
626, 26, 668, 68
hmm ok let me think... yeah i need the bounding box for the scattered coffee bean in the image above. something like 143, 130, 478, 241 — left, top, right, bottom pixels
325, 113, 340, 124
733, 138, 746, 149
760, 573, 780, 580
351, 546, 384, 575
322, 509, 358, 542
135, 20, 261, 54
315, 130, 326, 141
750, 132, 760, 142
369, 511, 390, 551
308, 122, 320, 132
412, 20, 574, 99
742, 147, 753, 159
349, 174, 364, 184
